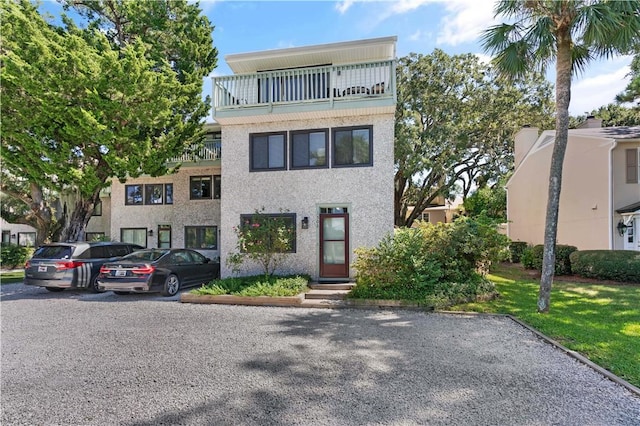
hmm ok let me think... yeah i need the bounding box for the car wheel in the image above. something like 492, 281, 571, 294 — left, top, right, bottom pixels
45, 287, 64, 292
88, 275, 106, 293
113, 291, 130, 295
162, 274, 180, 297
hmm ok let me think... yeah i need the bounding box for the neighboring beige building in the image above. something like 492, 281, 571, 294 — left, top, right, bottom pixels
89, 36, 397, 281
0, 218, 37, 247
507, 120, 640, 251
407, 196, 463, 226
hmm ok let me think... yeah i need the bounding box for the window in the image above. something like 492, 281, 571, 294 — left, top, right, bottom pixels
158, 225, 171, 249
239, 213, 296, 253
332, 126, 372, 167
121, 228, 147, 247
17, 232, 36, 247
145, 184, 164, 204
85, 232, 105, 242
92, 201, 102, 216
214, 176, 221, 199
420, 213, 430, 223
185, 226, 217, 249
291, 130, 328, 169
250, 133, 286, 171
165, 184, 173, 204
2, 231, 10, 243
191, 176, 212, 199
125, 185, 143, 205
320, 207, 348, 214
626, 148, 639, 183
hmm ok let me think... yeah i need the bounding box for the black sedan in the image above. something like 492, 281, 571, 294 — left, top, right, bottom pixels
97, 249, 220, 296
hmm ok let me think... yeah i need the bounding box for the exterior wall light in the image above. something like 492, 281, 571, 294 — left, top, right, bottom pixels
617, 220, 628, 237
148, 229, 154, 237
301, 217, 309, 229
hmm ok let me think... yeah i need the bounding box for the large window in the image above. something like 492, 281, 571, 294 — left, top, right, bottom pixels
250, 133, 286, 171
125, 185, 143, 205
291, 130, 328, 169
239, 213, 296, 253
125, 184, 172, 205
332, 126, 373, 167
85, 232, 105, 242
121, 228, 147, 247
17, 232, 36, 247
92, 201, 102, 216
145, 184, 164, 204
185, 226, 217, 249
190, 176, 212, 199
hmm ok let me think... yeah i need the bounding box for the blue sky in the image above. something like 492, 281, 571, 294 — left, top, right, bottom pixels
40, 0, 634, 117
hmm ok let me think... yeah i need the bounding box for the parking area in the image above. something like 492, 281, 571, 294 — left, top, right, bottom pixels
2, 282, 639, 425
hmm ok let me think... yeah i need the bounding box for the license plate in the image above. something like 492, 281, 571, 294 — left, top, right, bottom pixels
115, 270, 127, 277
38, 266, 47, 272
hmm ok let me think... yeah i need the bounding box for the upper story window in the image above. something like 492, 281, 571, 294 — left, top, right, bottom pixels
626, 148, 639, 183
125, 184, 173, 205
250, 132, 286, 171
291, 129, 328, 169
332, 126, 373, 167
190, 176, 221, 200
92, 200, 102, 216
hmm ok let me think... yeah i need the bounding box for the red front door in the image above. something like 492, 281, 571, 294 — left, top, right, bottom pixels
319, 213, 349, 278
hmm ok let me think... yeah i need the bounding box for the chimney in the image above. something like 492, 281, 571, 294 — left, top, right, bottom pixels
577, 115, 603, 129
514, 126, 539, 169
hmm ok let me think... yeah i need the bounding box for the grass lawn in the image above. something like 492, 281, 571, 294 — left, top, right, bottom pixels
449, 263, 640, 388
0, 270, 25, 285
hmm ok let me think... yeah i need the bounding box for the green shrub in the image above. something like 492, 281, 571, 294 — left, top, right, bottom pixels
351, 216, 507, 307
570, 250, 640, 283
519, 244, 577, 275
0, 243, 33, 269
193, 274, 310, 297
509, 241, 529, 263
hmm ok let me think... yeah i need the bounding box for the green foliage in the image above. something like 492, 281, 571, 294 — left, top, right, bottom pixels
521, 244, 577, 275
570, 250, 640, 283
1, 0, 217, 241
351, 216, 508, 308
226, 209, 296, 277
394, 50, 554, 227
193, 275, 310, 297
462, 183, 507, 221
571, 104, 640, 127
450, 263, 640, 387
509, 241, 529, 263
0, 243, 33, 269
616, 50, 640, 105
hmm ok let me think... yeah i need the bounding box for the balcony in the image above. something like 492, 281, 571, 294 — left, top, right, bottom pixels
168, 136, 221, 166
212, 60, 396, 124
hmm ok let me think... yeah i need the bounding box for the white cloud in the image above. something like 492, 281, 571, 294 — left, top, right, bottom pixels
570, 65, 631, 115
474, 53, 492, 65
436, 0, 498, 46
335, 0, 355, 14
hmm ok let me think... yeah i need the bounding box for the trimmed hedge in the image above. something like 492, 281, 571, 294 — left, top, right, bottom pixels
521, 244, 577, 275
570, 250, 640, 283
509, 241, 528, 263
0, 243, 33, 269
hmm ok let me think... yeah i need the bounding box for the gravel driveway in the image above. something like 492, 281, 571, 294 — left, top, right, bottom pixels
2, 283, 639, 425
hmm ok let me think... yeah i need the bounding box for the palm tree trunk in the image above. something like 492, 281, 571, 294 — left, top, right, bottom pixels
538, 31, 573, 313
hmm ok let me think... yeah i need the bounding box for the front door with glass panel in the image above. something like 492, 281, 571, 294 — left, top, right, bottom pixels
624, 218, 638, 251
320, 209, 349, 278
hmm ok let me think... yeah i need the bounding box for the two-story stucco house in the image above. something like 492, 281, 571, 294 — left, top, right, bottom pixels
507, 119, 640, 251
93, 36, 397, 281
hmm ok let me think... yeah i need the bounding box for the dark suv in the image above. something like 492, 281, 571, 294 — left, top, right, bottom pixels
24, 242, 143, 293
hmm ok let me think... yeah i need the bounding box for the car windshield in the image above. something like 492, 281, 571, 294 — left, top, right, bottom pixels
32, 246, 73, 259
121, 250, 168, 262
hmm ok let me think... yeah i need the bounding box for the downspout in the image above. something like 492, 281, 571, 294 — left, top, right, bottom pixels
609, 140, 618, 249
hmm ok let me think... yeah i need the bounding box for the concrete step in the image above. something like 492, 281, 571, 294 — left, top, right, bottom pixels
308, 283, 355, 291
304, 289, 351, 300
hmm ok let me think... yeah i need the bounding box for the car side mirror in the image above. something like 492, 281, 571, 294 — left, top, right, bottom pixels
204, 258, 211, 264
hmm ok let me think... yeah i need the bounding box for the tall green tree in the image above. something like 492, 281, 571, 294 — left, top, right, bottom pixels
571, 103, 640, 127
1, 0, 217, 242
482, 0, 640, 313
394, 50, 554, 227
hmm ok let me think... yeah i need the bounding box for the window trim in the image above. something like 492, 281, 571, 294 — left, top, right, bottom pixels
157, 225, 172, 249
190, 175, 213, 200
249, 132, 287, 172
184, 226, 218, 250
626, 148, 639, 184
290, 128, 329, 170
239, 213, 297, 253
17, 232, 36, 247
165, 184, 174, 205
145, 184, 165, 205
331, 125, 373, 168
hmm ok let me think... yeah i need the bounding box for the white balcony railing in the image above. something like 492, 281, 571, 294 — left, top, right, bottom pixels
169, 139, 221, 163
213, 60, 395, 112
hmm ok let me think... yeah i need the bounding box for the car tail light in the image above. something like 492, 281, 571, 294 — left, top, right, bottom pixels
25, 260, 31, 269
132, 265, 155, 274
99, 265, 111, 274
54, 261, 83, 270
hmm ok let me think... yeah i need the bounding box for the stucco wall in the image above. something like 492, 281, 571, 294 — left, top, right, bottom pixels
507, 133, 611, 250
220, 114, 395, 279
86, 194, 112, 239
612, 141, 640, 250
109, 166, 222, 259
